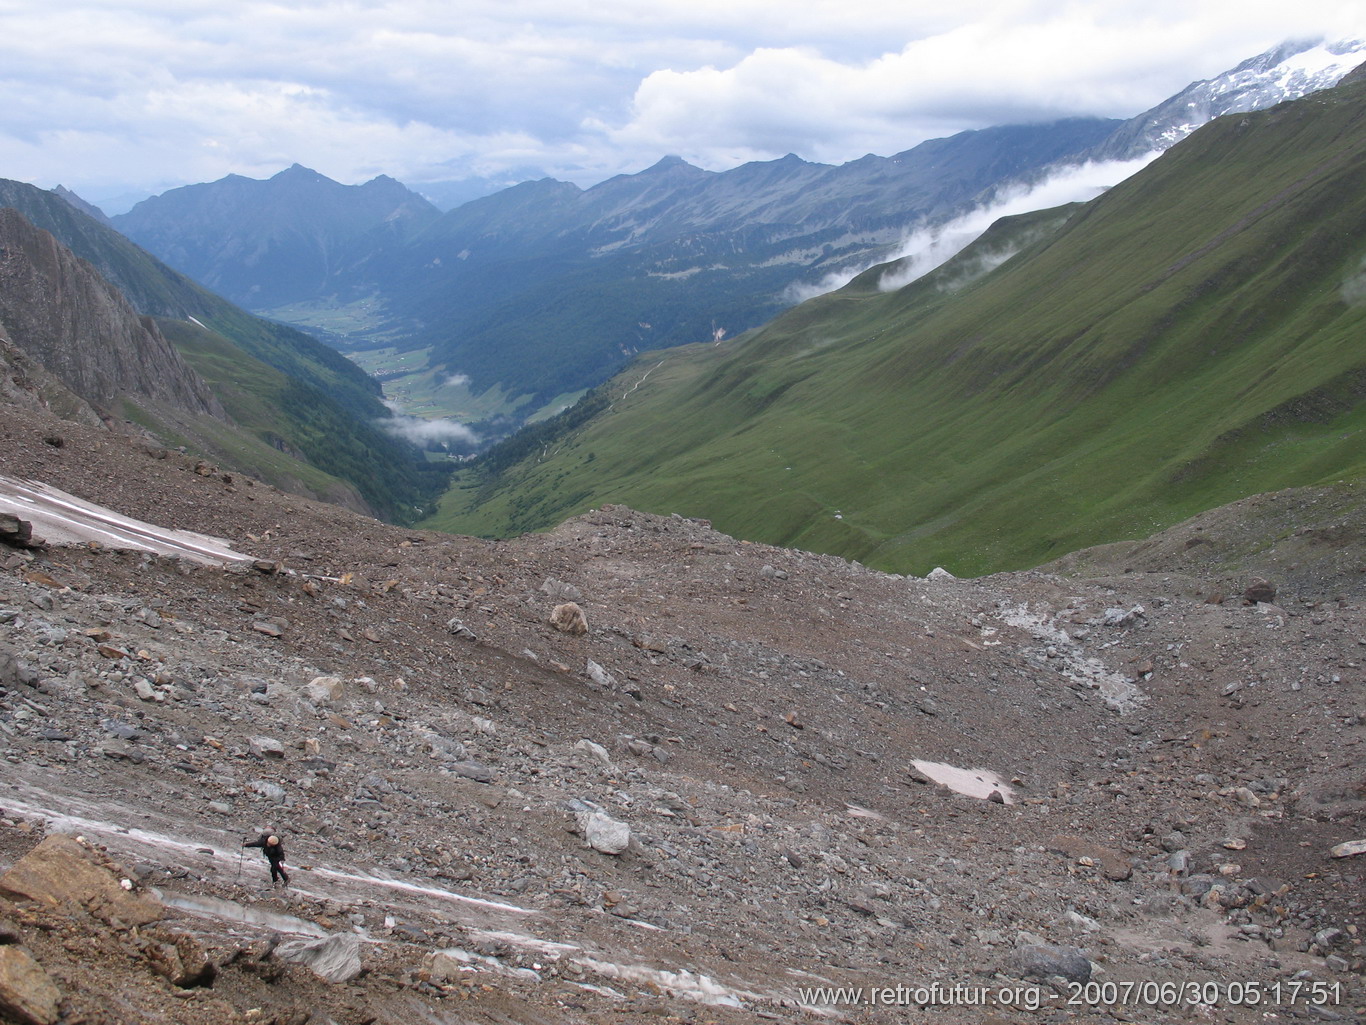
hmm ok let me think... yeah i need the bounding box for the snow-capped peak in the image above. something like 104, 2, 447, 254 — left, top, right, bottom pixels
1093, 38, 1366, 161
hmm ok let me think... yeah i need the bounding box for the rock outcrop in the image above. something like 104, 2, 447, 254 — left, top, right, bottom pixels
0, 945, 61, 1025
0, 207, 222, 420
0, 835, 162, 927
276, 933, 364, 983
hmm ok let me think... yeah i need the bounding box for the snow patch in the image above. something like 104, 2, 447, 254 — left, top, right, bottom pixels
0, 474, 251, 566
159, 891, 332, 938
996, 602, 1144, 712
911, 760, 1015, 803
307, 866, 536, 915
577, 957, 755, 1009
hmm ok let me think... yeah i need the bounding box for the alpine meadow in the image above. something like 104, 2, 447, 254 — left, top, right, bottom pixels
433, 74, 1366, 576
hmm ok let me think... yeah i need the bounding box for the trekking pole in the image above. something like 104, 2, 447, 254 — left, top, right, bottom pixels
234, 849, 243, 886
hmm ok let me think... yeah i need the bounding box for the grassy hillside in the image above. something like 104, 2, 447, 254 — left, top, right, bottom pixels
0, 179, 449, 521
428, 80, 1366, 575
358, 121, 1117, 415
161, 319, 450, 521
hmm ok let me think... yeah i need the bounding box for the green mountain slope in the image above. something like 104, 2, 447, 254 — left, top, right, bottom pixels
370, 121, 1118, 413
429, 79, 1366, 575
0, 179, 448, 521
156, 319, 448, 516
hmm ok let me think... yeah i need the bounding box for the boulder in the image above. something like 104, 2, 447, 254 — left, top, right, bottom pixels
572, 738, 615, 770
450, 760, 493, 783
585, 660, 617, 691
445, 618, 478, 641
276, 932, 363, 983
0, 649, 38, 689
132, 677, 161, 702
0, 514, 35, 549
420, 731, 467, 761
577, 811, 631, 855
145, 930, 216, 988
0, 835, 162, 927
1008, 944, 1091, 984
249, 736, 285, 759
551, 602, 588, 635
303, 676, 344, 706
247, 779, 287, 803
0, 946, 60, 1025
1100, 606, 1145, 627
1242, 578, 1276, 604
540, 577, 583, 602
426, 950, 470, 984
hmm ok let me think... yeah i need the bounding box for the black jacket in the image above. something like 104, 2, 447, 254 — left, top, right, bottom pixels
244, 834, 285, 864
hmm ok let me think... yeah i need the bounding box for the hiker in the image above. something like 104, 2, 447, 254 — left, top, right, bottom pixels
244, 832, 290, 885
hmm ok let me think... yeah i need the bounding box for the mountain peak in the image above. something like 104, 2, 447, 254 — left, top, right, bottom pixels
586, 155, 708, 195
643, 154, 699, 174
49, 185, 110, 225
1087, 37, 1366, 162
272, 163, 332, 184
360, 173, 418, 198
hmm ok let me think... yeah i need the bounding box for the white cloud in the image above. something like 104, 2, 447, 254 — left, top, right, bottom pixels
379, 400, 479, 446
878, 154, 1161, 291
784, 152, 1161, 301
606, 8, 1363, 167
0, 1, 1360, 199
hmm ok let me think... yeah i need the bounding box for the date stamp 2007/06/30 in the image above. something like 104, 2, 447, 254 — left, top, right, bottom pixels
796, 978, 1345, 1013
1064, 979, 1344, 1010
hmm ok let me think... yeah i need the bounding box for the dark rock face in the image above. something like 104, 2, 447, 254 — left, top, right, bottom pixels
0, 321, 102, 424
0, 514, 34, 549
0, 208, 222, 420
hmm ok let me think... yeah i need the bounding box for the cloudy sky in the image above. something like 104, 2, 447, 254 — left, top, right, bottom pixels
1, 0, 1361, 209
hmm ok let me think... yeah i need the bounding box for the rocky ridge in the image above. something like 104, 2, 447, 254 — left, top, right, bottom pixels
0, 403, 1361, 1024
0, 207, 222, 421
1088, 39, 1366, 162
